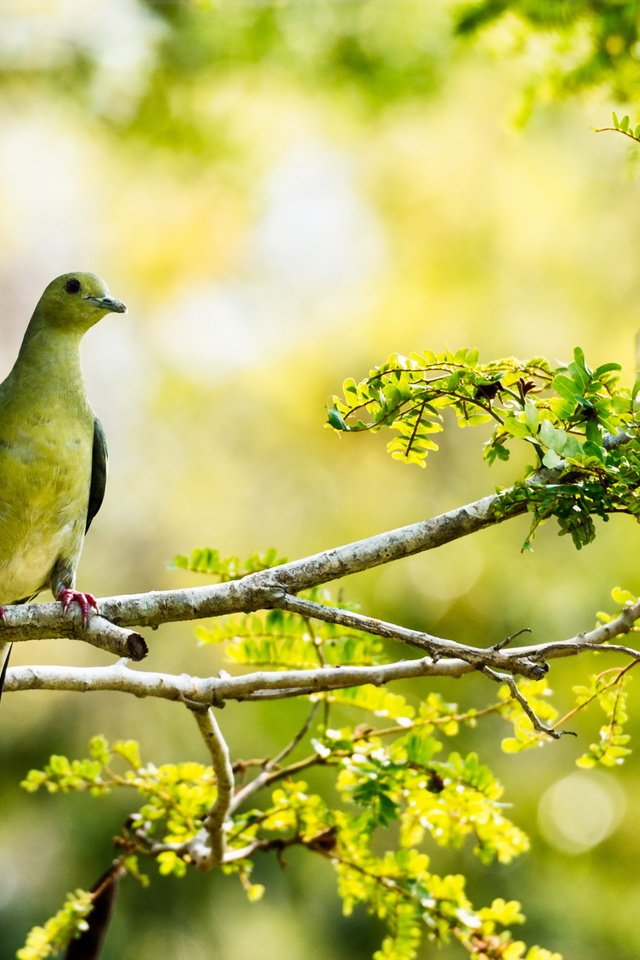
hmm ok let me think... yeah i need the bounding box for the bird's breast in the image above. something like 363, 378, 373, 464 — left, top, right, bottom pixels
0, 406, 93, 602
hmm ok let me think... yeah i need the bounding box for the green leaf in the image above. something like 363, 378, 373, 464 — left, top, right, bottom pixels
524, 401, 539, 432
538, 420, 568, 454
611, 586, 637, 605
327, 406, 347, 431
172, 547, 287, 580
551, 374, 579, 403
542, 449, 563, 469
17, 889, 94, 960
503, 414, 528, 439
582, 440, 604, 461
592, 362, 621, 378
343, 377, 359, 399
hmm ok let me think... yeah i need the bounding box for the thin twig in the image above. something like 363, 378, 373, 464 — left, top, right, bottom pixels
491, 628, 532, 652
230, 702, 321, 813
275, 592, 547, 678
517, 656, 640, 748
480, 666, 566, 739
585, 644, 640, 659
503, 600, 640, 663
594, 126, 640, 143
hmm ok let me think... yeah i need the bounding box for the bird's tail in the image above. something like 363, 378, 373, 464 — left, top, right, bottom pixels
0, 642, 13, 701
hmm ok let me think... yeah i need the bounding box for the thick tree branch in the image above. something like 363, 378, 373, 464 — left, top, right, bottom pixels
6, 605, 640, 705
4, 657, 475, 703
0, 605, 146, 659
4, 485, 640, 711
0, 488, 524, 645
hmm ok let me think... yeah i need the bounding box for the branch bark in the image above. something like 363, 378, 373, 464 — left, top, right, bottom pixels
276, 592, 547, 678
4, 486, 639, 708
186, 708, 235, 870
6, 606, 640, 705
0, 488, 524, 645
0, 606, 146, 659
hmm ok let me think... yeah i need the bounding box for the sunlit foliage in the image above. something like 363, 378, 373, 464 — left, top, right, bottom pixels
329, 345, 640, 548
3, 2, 640, 959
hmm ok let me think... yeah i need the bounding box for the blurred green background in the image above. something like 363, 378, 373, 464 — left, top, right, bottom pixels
1, 1, 640, 957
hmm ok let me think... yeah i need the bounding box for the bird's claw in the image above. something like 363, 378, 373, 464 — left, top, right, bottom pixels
58, 589, 99, 626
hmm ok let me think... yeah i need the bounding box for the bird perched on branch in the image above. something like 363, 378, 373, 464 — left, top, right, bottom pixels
0, 272, 126, 685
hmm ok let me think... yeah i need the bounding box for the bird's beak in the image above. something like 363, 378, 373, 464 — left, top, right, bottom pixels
85, 295, 127, 314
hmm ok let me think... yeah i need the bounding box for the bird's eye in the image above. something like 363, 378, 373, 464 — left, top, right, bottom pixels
65, 278, 81, 295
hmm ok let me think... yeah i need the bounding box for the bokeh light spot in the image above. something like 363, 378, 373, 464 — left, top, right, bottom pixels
538, 771, 625, 854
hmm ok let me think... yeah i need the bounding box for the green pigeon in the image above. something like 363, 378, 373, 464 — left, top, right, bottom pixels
0, 272, 126, 625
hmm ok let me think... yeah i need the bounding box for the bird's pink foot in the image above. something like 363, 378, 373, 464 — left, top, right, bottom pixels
58, 589, 99, 626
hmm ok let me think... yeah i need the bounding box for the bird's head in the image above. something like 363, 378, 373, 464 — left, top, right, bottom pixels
35, 273, 127, 333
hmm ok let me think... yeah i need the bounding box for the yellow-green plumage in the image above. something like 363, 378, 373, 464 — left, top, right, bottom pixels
0, 272, 126, 608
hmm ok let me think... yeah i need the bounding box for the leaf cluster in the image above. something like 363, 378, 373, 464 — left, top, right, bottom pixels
16, 891, 94, 960
610, 111, 640, 140
574, 669, 632, 769
19, 568, 640, 959
196, 586, 386, 669
21, 700, 549, 960
454, 0, 640, 103
328, 346, 640, 548
22, 736, 217, 876
4, 0, 639, 136
172, 546, 286, 580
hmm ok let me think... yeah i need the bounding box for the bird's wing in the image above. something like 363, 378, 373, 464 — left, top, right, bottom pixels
86, 417, 108, 533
